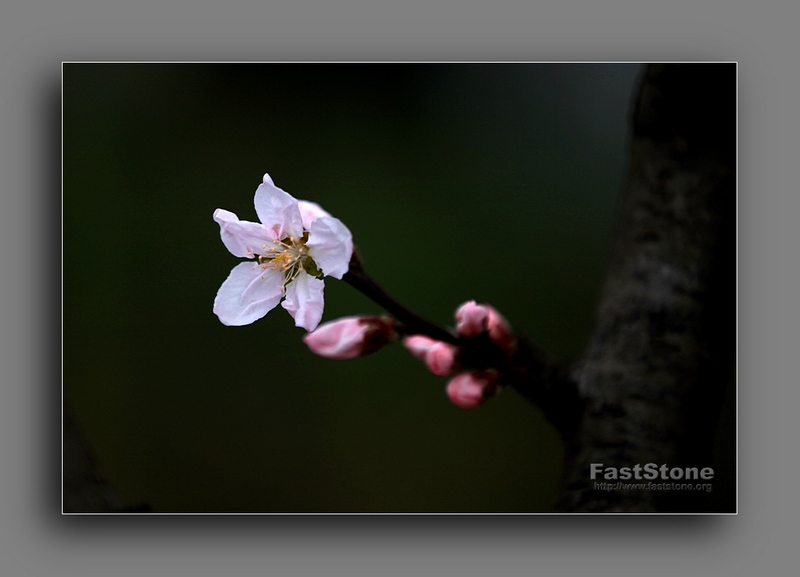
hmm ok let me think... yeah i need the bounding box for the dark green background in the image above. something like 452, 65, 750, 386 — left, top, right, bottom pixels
64, 63, 730, 512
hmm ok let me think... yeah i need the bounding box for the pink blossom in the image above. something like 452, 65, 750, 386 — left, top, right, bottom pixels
485, 305, 515, 351
455, 300, 515, 350
213, 173, 353, 331
446, 371, 501, 410
404, 301, 515, 409
402, 334, 437, 361
403, 335, 458, 377
304, 316, 396, 360
455, 300, 489, 337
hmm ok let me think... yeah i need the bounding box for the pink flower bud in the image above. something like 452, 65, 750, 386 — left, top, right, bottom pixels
426, 342, 457, 376
303, 316, 396, 360
446, 371, 501, 410
485, 305, 515, 351
402, 335, 458, 377
403, 335, 437, 360
456, 300, 516, 351
455, 300, 489, 337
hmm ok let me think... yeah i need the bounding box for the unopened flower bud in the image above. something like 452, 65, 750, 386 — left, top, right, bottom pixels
455, 300, 489, 337
446, 371, 501, 410
403, 335, 458, 377
455, 300, 516, 351
303, 316, 396, 360
485, 305, 515, 351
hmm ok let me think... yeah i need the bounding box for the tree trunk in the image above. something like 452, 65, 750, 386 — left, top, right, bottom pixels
555, 63, 736, 512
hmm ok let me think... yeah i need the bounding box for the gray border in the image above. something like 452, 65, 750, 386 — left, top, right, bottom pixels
3, 2, 789, 575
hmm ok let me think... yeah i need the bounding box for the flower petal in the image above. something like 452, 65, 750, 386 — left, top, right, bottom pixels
298, 200, 334, 230
254, 175, 304, 240
307, 217, 353, 280
281, 272, 326, 331
213, 209, 277, 258
213, 262, 284, 326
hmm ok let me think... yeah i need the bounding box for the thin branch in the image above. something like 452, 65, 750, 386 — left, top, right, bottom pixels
343, 251, 460, 345
342, 250, 581, 437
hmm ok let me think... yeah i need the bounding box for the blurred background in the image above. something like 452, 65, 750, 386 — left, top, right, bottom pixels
63, 63, 734, 512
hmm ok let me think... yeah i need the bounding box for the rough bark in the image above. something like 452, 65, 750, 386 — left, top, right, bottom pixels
554, 64, 736, 512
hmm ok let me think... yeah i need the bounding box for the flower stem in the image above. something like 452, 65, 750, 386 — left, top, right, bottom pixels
342, 251, 579, 433
343, 252, 460, 345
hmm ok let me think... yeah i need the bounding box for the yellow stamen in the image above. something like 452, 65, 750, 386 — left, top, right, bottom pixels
254, 234, 313, 286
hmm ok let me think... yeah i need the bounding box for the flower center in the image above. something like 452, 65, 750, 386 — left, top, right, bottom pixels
257, 233, 320, 282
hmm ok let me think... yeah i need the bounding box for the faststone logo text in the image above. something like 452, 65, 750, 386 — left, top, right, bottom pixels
589, 463, 714, 481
